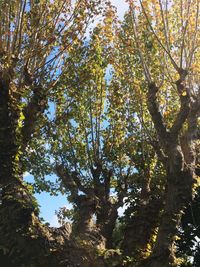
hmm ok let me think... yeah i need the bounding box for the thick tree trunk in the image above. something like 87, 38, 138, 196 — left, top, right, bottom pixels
96, 202, 118, 248
122, 197, 162, 260
0, 75, 56, 265
143, 153, 194, 267
73, 195, 96, 234
145, 75, 198, 267
72, 195, 106, 250
0, 180, 105, 267
0, 76, 105, 267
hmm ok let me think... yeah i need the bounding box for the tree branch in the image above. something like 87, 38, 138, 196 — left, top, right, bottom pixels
147, 82, 169, 149
150, 140, 168, 167
170, 75, 191, 138
55, 164, 79, 198
21, 85, 48, 151
139, 0, 180, 73
56, 164, 93, 197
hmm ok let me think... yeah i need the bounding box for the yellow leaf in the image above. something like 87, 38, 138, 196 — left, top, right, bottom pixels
182, 91, 187, 96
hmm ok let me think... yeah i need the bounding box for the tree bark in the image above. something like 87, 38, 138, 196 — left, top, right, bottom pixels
73, 195, 96, 234
0, 75, 105, 267
96, 201, 119, 248
144, 77, 197, 267
142, 166, 194, 267
122, 196, 162, 260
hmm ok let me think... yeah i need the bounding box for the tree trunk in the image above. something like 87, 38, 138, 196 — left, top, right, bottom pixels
145, 76, 197, 267
96, 202, 118, 248
73, 195, 96, 235
0, 76, 105, 267
122, 196, 162, 260
143, 152, 194, 267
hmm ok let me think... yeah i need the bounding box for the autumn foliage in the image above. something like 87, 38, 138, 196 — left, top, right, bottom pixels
0, 1, 199, 267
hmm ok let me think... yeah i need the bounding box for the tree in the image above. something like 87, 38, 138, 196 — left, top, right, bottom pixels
0, 0, 200, 267
40, 9, 136, 249
38, 7, 165, 254
176, 187, 200, 267
0, 0, 108, 266
113, 1, 200, 266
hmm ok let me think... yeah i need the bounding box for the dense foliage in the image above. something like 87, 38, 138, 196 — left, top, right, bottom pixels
0, 1, 199, 267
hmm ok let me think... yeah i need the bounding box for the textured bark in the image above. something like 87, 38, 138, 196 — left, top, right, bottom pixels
56, 166, 99, 236
142, 167, 194, 267
21, 85, 48, 152
0, 75, 105, 267
96, 201, 119, 248
56, 164, 120, 249
122, 197, 163, 259
73, 195, 96, 234
121, 157, 162, 261
143, 76, 197, 267
93, 166, 124, 249
0, 182, 105, 267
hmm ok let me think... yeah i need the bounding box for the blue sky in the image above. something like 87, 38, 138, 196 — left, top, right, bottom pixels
24, 0, 128, 227
111, 0, 129, 19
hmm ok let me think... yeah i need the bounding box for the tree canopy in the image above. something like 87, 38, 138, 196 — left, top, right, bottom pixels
0, 1, 199, 267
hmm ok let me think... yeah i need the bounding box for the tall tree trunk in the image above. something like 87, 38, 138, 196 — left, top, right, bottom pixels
143, 169, 193, 267
0, 76, 105, 267
145, 78, 197, 267
0, 74, 52, 266
142, 143, 194, 267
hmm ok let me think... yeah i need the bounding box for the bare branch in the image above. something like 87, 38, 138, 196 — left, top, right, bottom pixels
158, 0, 170, 53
